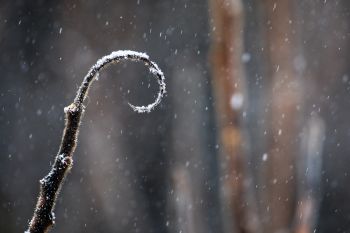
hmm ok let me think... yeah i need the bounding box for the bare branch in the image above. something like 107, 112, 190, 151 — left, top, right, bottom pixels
75, 50, 166, 113
26, 50, 166, 233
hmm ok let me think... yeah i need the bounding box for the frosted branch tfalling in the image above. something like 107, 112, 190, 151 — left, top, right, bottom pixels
26, 50, 166, 233
74, 50, 166, 113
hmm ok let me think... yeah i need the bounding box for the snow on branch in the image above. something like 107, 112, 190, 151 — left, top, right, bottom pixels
26, 50, 166, 233
75, 50, 166, 113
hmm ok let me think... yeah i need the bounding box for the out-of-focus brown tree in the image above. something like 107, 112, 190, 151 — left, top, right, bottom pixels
209, 0, 260, 232
260, 0, 302, 232
210, 1, 326, 233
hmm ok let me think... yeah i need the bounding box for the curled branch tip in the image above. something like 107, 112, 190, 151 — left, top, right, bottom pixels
75, 50, 166, 113
26, 50, 166, 233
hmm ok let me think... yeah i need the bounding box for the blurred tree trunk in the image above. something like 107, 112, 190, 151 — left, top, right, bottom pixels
169, 166, 197, 233
168, 70, 212, 233
293, 115, 325, 233
261, 0, 302, 232
209, 0, 260, 233
298, 1, 350, 232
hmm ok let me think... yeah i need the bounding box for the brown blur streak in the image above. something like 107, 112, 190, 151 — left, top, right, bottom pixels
209, 0, 260, 233
262, 0, 302, 232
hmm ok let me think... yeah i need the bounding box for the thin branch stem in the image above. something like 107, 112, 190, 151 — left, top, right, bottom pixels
26, 50, 166, 233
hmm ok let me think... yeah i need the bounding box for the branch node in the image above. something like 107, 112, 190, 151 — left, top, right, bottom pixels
63, 103, 79, 114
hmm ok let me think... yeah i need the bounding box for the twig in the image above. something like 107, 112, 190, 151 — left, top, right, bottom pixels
25, 50, 166, 233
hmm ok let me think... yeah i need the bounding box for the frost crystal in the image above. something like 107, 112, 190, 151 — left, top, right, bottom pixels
64, 103, 79, 114
51, 212, 56, 223
58, 153, 70, 165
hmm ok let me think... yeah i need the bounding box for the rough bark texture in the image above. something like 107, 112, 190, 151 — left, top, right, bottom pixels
27, 103, 81, 233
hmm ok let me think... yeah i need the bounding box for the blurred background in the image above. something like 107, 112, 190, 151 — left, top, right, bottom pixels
0, 0, 349, 233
